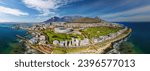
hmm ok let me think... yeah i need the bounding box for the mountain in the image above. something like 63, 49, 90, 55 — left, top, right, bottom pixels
62, 16, 83, 22
43, 16, 62, 24
43, 16, 83, 24
72, 17, 102, 23
43, 16, 104, 24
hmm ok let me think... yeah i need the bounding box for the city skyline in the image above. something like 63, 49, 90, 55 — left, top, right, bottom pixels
0, 0, 150, 22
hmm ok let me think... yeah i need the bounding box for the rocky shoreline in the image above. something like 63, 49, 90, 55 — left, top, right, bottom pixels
105, 29, 132, 54
106, 33, 130, 54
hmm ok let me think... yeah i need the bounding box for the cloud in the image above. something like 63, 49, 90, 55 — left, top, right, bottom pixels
23, 0, 81, 16
108, 15, 150, 22
102, 5, 150, 18
0, 19, 12, 22
101, 5, 150, 22
0, 6, 29, 16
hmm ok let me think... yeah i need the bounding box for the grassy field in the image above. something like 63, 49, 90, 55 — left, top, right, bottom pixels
81, 27, 121, 38
43, 30, 84, 43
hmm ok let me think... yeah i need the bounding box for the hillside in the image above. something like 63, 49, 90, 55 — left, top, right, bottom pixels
71, 17, 101, 23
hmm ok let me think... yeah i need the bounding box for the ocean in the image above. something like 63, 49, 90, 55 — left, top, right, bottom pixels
119, 22, 150, 54
0, 24, 27, 54
0, 22, 150, 54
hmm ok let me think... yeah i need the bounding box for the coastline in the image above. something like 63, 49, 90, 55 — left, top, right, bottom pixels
71, 28, 132, 54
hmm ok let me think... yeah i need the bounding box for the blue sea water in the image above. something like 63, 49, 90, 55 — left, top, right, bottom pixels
0, 22, 150, 54
0, 24, 27, 54
119, 22, 150, 54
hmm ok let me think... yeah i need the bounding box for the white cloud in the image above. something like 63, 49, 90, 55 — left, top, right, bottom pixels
0, 6, 29, 16
107, 15, 150, 22
102, 5, 150, 18
23, 0, 80, 16
0, 19, 12, 22
101, 5, 150, 22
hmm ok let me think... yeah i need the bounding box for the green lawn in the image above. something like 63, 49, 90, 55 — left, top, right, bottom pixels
81, 27, 121, 39
43, 30, 83, 43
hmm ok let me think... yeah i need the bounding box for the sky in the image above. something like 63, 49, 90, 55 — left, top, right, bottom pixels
0, 0, 150, 23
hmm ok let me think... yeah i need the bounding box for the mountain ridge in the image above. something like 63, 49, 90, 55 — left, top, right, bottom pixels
43, 16, 102, 24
